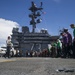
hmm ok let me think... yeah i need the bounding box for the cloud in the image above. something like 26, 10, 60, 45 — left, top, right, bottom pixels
53, 0, 61, 3
0, 18, 20, 47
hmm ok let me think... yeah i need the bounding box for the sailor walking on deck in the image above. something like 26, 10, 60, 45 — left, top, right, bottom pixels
5, 36, 12, 58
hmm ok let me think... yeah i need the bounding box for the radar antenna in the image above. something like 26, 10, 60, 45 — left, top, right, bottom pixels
29, 1, 43, 33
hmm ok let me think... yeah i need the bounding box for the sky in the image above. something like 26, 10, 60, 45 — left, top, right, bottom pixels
0, 0, 75, 47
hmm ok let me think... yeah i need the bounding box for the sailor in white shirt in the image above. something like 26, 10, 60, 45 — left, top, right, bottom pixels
5, 36, 12, 58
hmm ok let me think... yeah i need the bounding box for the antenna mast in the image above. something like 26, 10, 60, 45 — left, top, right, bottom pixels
29, 1, 43, 33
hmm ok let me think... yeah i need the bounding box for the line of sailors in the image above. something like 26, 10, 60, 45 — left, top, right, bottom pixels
25, 24, 75, 58
59, 24, 75, 58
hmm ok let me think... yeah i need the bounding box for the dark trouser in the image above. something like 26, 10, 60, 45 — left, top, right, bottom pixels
67, 43, 72, 58
73, 41, 75, 58
5, 46, 11, 58
51, 47, 57, 58
57, 47, 61, 57
63, 44, 68, 58
47, 50, 50, 57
